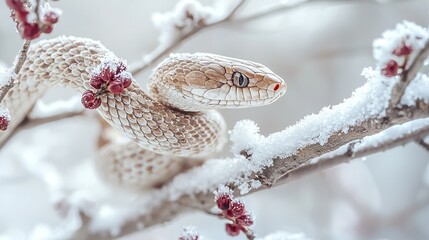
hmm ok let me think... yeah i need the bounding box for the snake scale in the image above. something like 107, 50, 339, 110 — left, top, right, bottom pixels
0, 36, 286, 188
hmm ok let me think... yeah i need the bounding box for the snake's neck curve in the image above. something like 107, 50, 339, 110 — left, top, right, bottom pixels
0, 36, 226, 157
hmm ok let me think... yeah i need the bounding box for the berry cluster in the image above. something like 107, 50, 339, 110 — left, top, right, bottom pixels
381, 39, 413, 77
81, 60, 132, 109
6, 0, 60, 40
0, 115, 10, 131
215, 188, 254, 237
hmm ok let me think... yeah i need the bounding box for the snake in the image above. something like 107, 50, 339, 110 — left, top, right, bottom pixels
0, 36, 286, 188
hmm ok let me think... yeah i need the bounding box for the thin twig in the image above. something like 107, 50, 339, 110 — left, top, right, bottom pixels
130, 0, 246, 76
0, 40, 31, 103
389, 39, 429, 108
22, 110, 85, 129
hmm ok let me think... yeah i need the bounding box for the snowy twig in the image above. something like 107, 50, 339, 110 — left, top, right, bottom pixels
130, 0, 246, 76
130, 0, 403, 76
258, 37, 429, 187
230, 0, 410, 23
389, 39, 429, 109
276, 119, 429, 186
0, 40, 31, 103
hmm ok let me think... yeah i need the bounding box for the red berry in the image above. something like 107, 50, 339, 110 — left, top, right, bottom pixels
90, 76, 104, 89
42, 25, 53, 34
108, 80, 124, 94
44, 11, 59, 24
19, 23, 41, 40
99, 67, 115, 82
6, 0, 25, 11
229, 201, 245, 218
393, 42, 413, 56
0, 115, 10, 131
236, 214, 254, 226
225, 223, 241, 236
116, 62, 127, 74
216, 193, 232, 211
381, 60, 399, 77
81, 90, 101, 109
15, 9, 28, 22
115, 74, 132, 88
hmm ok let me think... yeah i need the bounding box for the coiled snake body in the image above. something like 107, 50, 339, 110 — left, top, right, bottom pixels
0, 37, 286, 187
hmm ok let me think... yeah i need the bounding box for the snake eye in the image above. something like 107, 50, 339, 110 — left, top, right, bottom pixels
232, 72, 249, 88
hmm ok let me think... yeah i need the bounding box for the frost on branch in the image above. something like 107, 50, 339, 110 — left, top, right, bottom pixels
179, 226, 200, 240
0, 65, 15, 90
0, 66, 14, 131
373, 21, 429, 77
152, 0, 215, 45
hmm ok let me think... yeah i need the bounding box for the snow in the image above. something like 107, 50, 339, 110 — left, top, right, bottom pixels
152, 0, 215, 46
179, 226, 200, 240
401, 73, 429, 105
0, 65, 15, 88
354, 118, 429, 151
227, 67, 398, 178
213, 185, 233, 200
0, 106, 10, 120
373, 21, 429, 69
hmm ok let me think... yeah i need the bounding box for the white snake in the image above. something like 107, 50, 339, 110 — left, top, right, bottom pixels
0, 36, 286, 188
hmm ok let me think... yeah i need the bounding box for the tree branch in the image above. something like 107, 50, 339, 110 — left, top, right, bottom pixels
260, 38, 429, 187
129, 0, 246, 76
276, 119, 429, 186
389, 39, 429, 108
0, 41, 31, 103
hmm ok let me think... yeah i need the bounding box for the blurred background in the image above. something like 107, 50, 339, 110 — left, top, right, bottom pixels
1, 0, 429, 239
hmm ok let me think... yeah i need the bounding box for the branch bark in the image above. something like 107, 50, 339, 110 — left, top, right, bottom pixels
0, 41, 31, 103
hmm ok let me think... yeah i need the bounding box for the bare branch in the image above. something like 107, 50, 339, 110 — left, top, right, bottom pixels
0, 40, 31, 103
130, 0, 411, 76
130, 0, 246, 76
21, 110, 85, 129
389, 39, 429, 108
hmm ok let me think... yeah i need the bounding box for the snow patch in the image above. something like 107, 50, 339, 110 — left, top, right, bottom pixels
373, 21, 429, 69
152, 0, 216, 46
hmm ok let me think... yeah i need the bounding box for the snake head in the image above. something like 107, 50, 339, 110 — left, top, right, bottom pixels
149, 53, 286, 112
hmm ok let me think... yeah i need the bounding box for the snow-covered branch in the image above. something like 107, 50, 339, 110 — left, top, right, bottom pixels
130, 0, 246, 76
130, 0, 404, 76
77, 21, 429, 239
